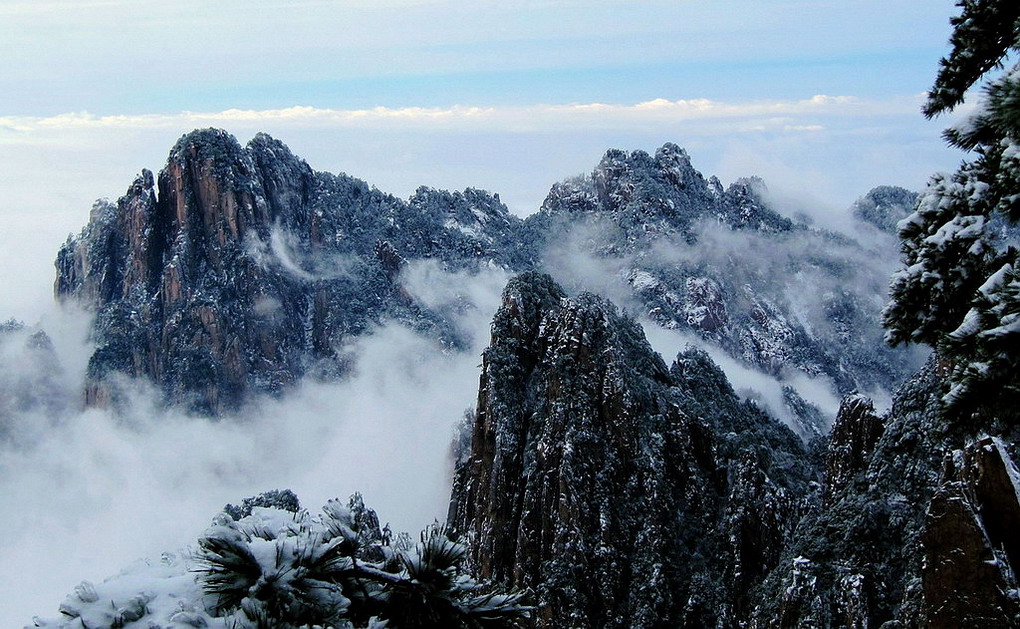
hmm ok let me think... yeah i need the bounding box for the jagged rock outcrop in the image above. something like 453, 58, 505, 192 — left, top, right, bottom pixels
750, 358, 944, 627
533, 145, 920, 397
823, 394, 884, 504
450, 273, 813, 627
450, 272, 717, 626
56, 129, 525, 412
35, 128, 1020, 627
536, 143, 792, 245
753, 355, 1020, 627
55, 131, 919, 413
922, 438, 1020, 628
450, 279, 1020, 628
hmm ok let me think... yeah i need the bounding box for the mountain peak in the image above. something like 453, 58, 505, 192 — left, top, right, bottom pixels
851, 185, 918, 233
54, 129, 530, 413
168, 127, 248, 170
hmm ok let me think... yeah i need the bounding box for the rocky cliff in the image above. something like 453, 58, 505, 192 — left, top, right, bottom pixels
449, 272, 814, 627
531, 144, 919, 398
451, 273, 1020, 628
55, 129, 525, 412
752, 355, 1020, 627
55, 130, 918, 413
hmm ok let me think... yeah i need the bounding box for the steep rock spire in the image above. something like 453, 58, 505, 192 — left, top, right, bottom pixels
450, 273, 814, 627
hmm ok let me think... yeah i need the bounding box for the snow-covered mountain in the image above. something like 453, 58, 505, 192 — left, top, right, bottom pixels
448, 272, 1020, 626
448, 272, 811, 625
26, 129, 1020, 628
54, 129, 527, 414
53, 130, 917, 423
529, 143, 919, 410
31, 272, 1020, 627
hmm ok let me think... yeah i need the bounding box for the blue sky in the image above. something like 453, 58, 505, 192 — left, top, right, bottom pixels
2, 0, 954, 113
0, 0, 968, 320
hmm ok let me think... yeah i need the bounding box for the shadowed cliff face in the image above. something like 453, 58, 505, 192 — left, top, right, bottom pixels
449, 272, 813, 628
751, 357, 1020, 628
823, 394, 885, 506
449, 274, 1020, 628
55, 129, 524, 413
921, 437, 1020, 628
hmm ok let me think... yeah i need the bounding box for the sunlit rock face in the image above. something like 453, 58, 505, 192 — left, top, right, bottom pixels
56, 129, 524, 413
449, 272, 813, 627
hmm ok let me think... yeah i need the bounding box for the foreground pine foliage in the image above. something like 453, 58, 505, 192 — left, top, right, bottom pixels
33, 492, 530, 629
883, 0, 1020, 415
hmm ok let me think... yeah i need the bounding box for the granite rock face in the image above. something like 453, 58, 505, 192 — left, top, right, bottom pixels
823, 394, 885, 505
751, 356, 1020, 628
922, 438, 1020, 628
39, 129, 1020, 625
452, 280, 1020, 627
55, 130, 917, 414
449, 272, 812, 627
55, 129, 525, 413
449, 272, 720, 626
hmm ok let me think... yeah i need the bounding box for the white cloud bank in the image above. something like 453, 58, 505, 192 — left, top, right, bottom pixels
0, 95, 911, 135
0, 263, 509, 627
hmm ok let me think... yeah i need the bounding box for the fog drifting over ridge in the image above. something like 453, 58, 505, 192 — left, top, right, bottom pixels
0, 99, 963, 323
0, 121, 931, 625
0, 198, 923, 624
0, 262, 509, 627
539, 211, 925, 423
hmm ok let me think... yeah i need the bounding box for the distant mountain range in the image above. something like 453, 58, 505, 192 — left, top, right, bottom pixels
53, 129, 918, 422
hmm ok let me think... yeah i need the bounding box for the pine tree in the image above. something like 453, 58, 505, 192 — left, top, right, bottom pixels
196, 494, 532, 629
882, 0, 1020, 413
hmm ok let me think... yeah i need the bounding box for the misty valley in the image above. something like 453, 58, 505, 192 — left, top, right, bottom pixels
5, 6, 1020, 624
0, 113, 1013, 628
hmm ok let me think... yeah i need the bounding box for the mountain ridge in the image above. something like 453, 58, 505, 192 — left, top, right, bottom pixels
52, 128, 919, 417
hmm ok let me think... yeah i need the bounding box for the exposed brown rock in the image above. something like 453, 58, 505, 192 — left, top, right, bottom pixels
55, 128, 524, 413
450, 272, 721, 626
956, 437, 1020, 571
120, 169, 158, 294
823, 394, 884, 504
921, 438, 1020, 628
